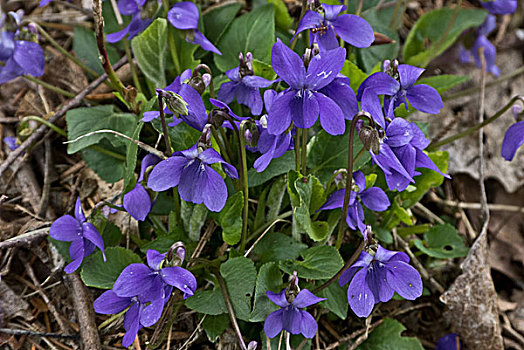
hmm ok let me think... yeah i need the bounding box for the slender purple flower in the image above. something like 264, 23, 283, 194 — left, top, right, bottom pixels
123, 154, 161, 221
147, 143, 238, 212
142, 69, 208, 131
218, 52, 275, 115
292, 4, 374, 51
435, 333, 461, 350
459, 15, 500, 76
264, 289, 325, 338
357, 62, 443, 119
501, 105, 524, 161
49, 197, 106, 273
266, 39, 348, 136
167, 2, 221, 55
481, 0, 516, 14
371, 118, 450, 191
106, 0, 158, 43
339, 245, 423, 318
319, 171, 390, 234
3, 136, 19, 151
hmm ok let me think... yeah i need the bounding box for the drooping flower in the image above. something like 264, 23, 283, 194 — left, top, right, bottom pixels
266, 39, 348, 136
218, 52, 276, 115
106, 0, 159, 43
49, 197, 106, 273
264, 288, 325, 338
501, 105, 524, 161
318, 171, 390, 234
292, 4, 374, 51
147, 143, 238, 211
167, 2, 221, 55
357, 62, 443, 119
123, 154, 161, 221
0, 12, 45, 84
481, 0, 516, 14
371, 118, 450, 191
459, 15, 500, 76
339, 244, 423, 318
435, 333, 461, 350
142, 69, 208, 131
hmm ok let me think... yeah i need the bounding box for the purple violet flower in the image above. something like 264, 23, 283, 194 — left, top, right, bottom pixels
292, 4, 374, 51
49, 197, 106, 273
339, 244, 423, 318
357, 63, 443, 119
319, 171, 390, 234
501, 105, 524, 161
106, 0, 158, 43
142, 69, 208, 131
167, 2, 221, 55
459, 15, 500, 76
266, 39, 348, 136
264, 288, 325, 338
218, 52, 276, 115
435, 333, 461, 350
3, 136, 19, 151
371, 118, 450, 191
123, 154, 161, 221
481, 0, 516, 14
147, 143, 238, 212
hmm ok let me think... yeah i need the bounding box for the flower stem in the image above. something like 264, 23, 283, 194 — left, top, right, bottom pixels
294, 127, 301, 172
123, 36, 143, 93
23, 75, 76, 98
158, 95, 172, 156
427, 94, 524, 151
34, 23, 100, 78
301, 128, 307, 175
21, 116, 67, 137
239, 124, 250, 253
163, 0, 181, 75
290, 0, 308, 50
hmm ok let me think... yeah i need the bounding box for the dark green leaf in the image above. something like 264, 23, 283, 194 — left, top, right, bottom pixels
356, 24, 399, 73
151, 119, 200, 152
280, 246, 344, 280
248, 151, 295, 187
215, 5, 275, 72
124, 121, 144, 192
356, 318, 424, 350
202, 314, 230, 342
221, 257, 257, 321
172, 27, 200, 71
417, 75, 471, 94
211, 191, 244, 245
268, 0, 293, 30
181, 201, 208, 241
403, 8, 488, 67
202, 3, 242, 44
251, 232, 307, 264
185, 289, 227, 315
132, 18, 167, 87
414, 224, 469, 258
73, 26, 119, 75
250, 262, 283, 322
266, 176, 286, 222
80, 247, 142, 289
320, 280, 348, 320
81, 140, 125, 183
101, 222, 122, 247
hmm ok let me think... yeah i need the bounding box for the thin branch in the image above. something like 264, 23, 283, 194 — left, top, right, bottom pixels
0, 227, 50, 250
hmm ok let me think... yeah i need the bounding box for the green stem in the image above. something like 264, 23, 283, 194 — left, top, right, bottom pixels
35, 23, 99, 78
163, 0, 181, 75
21, 116, 67, 137
427, 95, 524, 151
211, 126, 232, 165
388, 0, 404, 29
301, 128, 307, 175
123, 39, 142, 93
290, 0, 308, 50
294, 127, 300, 172
239, 124, 249, 253
24, 75, 76, 98
158, 94, 172, 156
90, 145, 126, 161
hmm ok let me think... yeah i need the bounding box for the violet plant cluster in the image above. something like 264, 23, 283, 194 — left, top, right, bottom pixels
36, 0, 524, 347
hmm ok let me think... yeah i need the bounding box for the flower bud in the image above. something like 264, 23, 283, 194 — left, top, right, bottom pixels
202, 73, 211, 88
158, 89, 189, 116
187, 76, 206, 95
359, 126, 380, 155
247, 341, 258, 350
513, 104, 523, 121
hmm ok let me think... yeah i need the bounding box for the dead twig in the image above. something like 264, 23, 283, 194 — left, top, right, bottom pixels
0, 227, 50, 250
0, 328, 79, 340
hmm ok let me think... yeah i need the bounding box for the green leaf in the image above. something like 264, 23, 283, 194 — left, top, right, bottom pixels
280, 246, 344, 280
356, 24, 399, 73
124, 121, 144, 192
202, 314, 229, 342
400, 151, 449, 208
253, 59, 277, 81
340, 60, 368, 93
320, 281, 348, 320
308, 129, 370, 183
211, 192, 244, 245
414, 224, 469, 259
202, 3, 242, 44
151, 119, 200, 152
417, 75, 471, 94
250, 262, 283, 322
248, 151, 295, 187
215, 5, 275, 72
66, 105, 137, 154
80, 247, 142, 289
266, 176, 287, 222
73, 26, 119, 75
185, 289, 227, 315
287, 171, 329, 241
132, 18, 167, 87
251, 232, 307, 264
172, 28, 200, 71
100, 222, 122, 247
81, 140, 125, 183
220, 257, 257, 321
180, 202, 208, 242
403, 8, 488, 67
268, 0, 293, 30
356, 318, 424, 350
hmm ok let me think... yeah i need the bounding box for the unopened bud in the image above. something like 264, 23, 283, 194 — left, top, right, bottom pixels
260, 115, 268, 129
187, 76, 206, 95
513, 104, 523, 121
245, 52, 253, 73
27, 23, 38, 35
383, 60, 391, 73
247, 341, 258, 350
158, 89, 189, 116
199, 124, 212, 148
244, 129, 252, 144
202, 73, 211, 88
359, 126, 380, 155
